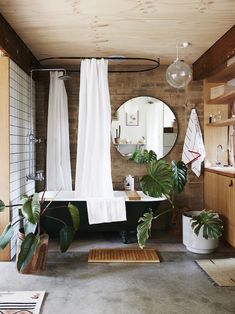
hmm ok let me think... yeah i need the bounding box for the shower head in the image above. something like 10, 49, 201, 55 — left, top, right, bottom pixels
58, 70, 71, 80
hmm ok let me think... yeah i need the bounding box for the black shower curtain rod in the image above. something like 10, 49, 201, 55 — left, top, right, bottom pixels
38, 56, 160, 73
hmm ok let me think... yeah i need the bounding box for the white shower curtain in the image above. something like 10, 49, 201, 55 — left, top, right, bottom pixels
75, 59, 113, 198
146, 100, 164, 159
46, 71, 72, 191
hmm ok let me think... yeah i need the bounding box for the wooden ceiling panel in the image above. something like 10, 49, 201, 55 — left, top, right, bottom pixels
0, 0, 234, 65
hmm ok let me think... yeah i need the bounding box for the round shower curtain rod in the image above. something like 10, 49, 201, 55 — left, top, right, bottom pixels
38, 56, 160, 73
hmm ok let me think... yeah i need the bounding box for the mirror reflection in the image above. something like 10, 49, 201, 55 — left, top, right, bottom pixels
111, 96, 178, 159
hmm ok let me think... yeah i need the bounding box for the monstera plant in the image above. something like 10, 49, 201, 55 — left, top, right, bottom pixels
137, 159, 188, 248
0, 193, 80, 273
129, 149, 157, 164
190, 210, 223, 240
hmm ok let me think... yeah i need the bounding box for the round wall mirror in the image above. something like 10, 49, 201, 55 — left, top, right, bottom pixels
111, 96, 178, 160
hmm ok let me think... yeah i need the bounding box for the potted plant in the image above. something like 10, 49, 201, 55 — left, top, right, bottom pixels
137, 159, 188, 248
136, 159, 224, 253
183, 210, 223, 254
0, 192, 80, 273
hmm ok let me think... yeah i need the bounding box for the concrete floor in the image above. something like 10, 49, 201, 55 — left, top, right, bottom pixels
1, 231, 235, 314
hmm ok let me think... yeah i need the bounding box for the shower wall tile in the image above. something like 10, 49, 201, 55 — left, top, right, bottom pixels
9, 60, 35, 259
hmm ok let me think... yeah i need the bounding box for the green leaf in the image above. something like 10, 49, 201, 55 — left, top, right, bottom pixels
140, 160, 173, 197
190, 210, 223, 240
137, 211, 154, 249
0, 200, 6, 212
21, 197, 34, 223
129, 149, 157, 164
21, 193, 40, 224
21, 194, 30, 203
68, 203, 80, 231
143, 150, 157, 164
129, 149, 145, 163
171, 160, 188, 194
17, 233, 40, 272
59, 226, 75, 253
23, 220, 37, 236
32, 193, 40, 223
0, 223, 14, 249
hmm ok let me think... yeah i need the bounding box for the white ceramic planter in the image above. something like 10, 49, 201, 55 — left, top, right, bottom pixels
182, 211, 219, 254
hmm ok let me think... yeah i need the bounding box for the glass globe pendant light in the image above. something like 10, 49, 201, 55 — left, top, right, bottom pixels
166, 42, 193, 89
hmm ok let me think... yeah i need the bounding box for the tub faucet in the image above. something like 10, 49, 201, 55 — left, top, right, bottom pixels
216, 144, 223, 166
28, 132, 42, 144
26, 170, 44, 181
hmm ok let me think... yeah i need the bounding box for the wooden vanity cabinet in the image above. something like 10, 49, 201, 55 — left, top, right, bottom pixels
203, 54, 235, 248
204, 170, 235, 247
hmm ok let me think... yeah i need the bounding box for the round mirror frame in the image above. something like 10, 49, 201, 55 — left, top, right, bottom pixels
111, 96, 178, 161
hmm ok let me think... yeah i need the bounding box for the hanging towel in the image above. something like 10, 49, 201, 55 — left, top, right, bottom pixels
228, 125, 235, 167
228, 101, 235, 167
86, 197, 126, 225
182, 108, 206, 176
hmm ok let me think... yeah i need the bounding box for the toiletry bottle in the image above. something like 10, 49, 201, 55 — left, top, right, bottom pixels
216, 111, 222, 121
130, 176, 135, 191
209, 114, 212, 123
124, 175, 132, 191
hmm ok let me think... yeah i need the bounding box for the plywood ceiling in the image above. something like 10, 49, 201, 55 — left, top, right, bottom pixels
0, 0, 234, 65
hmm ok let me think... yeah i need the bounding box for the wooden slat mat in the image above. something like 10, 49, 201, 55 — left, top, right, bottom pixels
88, 248, 160, 263
196, 258, 235, 286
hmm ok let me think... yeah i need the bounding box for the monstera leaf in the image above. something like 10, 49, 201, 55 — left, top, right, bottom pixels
137, 208, 174, 249
140, 160, 173, 197
137, 211, 154, 249
191, 210, 223, 240
171, 160, 188, 194
129, 149, 157, 164
143, 150, 157, 164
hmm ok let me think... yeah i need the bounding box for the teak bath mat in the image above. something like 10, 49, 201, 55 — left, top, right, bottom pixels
196, 258, 235, 286
88, 248, 160, 263
0, 291, 45, 314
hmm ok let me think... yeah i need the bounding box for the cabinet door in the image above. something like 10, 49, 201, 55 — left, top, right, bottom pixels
204, 171, 219, 212
204, 171, 235, 247
227, 177, 235, 247
217, 175, 229, 219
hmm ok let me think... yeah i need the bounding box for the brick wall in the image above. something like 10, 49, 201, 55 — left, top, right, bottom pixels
35, 65, 204, 211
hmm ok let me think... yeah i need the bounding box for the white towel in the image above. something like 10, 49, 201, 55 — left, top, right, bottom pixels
182, 108, 206, 177
86, 197, 126, 225
228, 125, 235, 167
229, 101, 235, 167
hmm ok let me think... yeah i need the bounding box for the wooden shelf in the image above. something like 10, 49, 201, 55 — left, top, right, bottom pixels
206, 62, 235, 83
206, 117, 235, 127
207, 88, 235, 104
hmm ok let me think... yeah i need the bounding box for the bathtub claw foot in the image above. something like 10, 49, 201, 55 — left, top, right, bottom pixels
119, 230, 137, 244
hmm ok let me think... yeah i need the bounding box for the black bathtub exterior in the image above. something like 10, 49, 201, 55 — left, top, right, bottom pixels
41, 199, 165, 237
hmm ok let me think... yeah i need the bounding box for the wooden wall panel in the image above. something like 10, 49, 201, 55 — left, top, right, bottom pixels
0, 14, 38, 74
0, 56, 10, 260
193, 25, 235, 81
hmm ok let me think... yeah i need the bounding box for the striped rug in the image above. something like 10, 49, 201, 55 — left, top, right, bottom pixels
0, 291, 45, 314
196, 258, 235, 286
